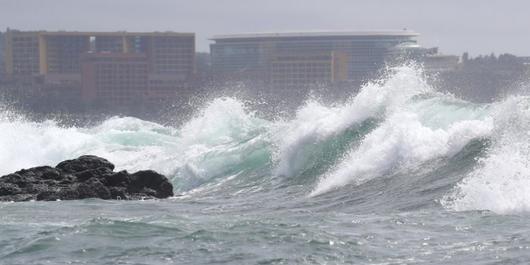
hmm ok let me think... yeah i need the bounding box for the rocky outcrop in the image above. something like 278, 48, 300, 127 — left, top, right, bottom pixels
0, 155, 174, 202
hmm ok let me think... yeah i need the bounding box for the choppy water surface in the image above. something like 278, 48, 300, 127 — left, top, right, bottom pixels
1, 66, 529, 264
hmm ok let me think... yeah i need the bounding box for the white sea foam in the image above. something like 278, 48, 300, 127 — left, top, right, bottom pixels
0, 97, 270, 191
311, 108, 493, 196
274, 65, 432, 177
307, 67, 494, 196
0, 118, 93, 174
442, 96, 530, 214
0, 66, 526, 202
172, 97, 271, 189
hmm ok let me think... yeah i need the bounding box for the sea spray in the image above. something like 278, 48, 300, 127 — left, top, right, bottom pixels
0, 65, 524, 206
311, 110, 493, 196
274, 65, 432, 178
308, 67, 494, 196
442, 95, 530, 214
173, 97, 272, 191
0, 97, 273, 193
0, 118, 93, 174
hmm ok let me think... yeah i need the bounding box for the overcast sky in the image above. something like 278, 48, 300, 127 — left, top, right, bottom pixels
1, 0, 528, 56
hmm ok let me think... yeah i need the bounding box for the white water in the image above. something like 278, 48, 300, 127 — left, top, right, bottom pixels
0, 98, 271, 191
443, 95, 530, 214
308, 68, 494, 196
274, 66, 432, 177
1, 66, 530, 214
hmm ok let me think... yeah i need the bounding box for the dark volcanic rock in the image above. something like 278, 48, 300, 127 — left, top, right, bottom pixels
56, 155, 115, 173
129, 170, 174, 198
0, 155, 174, 202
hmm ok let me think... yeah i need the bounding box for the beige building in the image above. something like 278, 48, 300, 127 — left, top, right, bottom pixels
210, 31, 420, 88
81, 53, 148, 107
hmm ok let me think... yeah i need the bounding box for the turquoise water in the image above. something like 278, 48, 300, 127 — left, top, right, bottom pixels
1, 66, 529, 264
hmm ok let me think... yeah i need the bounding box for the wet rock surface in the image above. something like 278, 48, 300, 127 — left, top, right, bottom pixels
0, 155, 174, 201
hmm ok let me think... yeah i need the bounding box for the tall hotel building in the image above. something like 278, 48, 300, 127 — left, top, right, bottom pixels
210, 31, 420, 90
3, 29, 195, 107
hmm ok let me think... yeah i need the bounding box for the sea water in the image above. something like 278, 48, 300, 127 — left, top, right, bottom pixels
1, 66, 529, 264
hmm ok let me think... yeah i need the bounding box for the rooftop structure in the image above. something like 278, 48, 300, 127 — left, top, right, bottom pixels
211, 31, 419, 40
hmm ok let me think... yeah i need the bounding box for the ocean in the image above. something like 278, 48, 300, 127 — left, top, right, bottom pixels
1, 66, 529, 264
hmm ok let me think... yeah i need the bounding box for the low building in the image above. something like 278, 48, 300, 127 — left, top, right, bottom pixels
210, 31, 420, 88
423, 54, 460, 73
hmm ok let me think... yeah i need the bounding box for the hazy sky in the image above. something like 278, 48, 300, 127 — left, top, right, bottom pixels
1, 0, 529, 56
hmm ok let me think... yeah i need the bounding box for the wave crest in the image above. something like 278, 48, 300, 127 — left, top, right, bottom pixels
442, 96, 530, 214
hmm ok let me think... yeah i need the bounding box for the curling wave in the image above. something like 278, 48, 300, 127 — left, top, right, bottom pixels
0, 65, 528, 215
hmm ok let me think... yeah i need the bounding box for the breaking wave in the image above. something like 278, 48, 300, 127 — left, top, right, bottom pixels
442, 95, 530, 214
1, 65, 529, 214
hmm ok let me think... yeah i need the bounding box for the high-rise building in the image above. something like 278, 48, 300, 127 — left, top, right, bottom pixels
81, 53, 148, 107
0, 32, 5, 80
3, 30, 41, 82
210, 31, 420, 87
3, 29, 195, 108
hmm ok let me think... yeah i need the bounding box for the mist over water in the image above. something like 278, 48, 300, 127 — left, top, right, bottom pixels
1, 65, 530, 264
